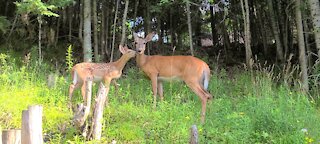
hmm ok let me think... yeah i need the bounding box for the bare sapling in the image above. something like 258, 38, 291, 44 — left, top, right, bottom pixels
133, 32, 212, 123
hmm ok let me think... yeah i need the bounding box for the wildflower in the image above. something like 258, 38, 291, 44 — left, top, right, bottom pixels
301, 128, 308, 134
305, 136, 314, 143
239, 112, 245, 116
308, 138, 314, 143
185, 116, 190, 120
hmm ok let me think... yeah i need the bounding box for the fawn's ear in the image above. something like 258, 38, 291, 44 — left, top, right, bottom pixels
145, 32, 156, 42
119, 45, 126, 54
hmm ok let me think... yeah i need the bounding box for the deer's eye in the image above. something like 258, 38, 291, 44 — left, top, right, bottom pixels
134, 42, 137, 44
143, 43, 146, 44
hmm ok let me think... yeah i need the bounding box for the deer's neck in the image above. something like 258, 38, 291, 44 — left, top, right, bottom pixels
136, 53, 147, 67
114, 55, 131, 71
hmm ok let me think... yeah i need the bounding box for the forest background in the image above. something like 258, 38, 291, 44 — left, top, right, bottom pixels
0, 0, 320, 143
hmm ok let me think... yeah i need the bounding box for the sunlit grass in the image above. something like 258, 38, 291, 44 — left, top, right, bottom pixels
0, 51, 319, 143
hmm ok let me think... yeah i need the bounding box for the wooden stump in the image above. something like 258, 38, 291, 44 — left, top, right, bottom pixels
73, 79, 92, 136
92, 83, 109, 140
2, 129, 21, 144
189, 125, 198, 144
47, 73, 56, 88
0, 126, 2, 144
21, 105, 43, 144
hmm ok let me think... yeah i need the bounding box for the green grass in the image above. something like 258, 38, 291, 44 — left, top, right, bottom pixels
0, 52, 319, 143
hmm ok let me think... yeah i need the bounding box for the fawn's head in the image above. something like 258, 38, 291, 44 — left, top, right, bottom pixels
119, 45, 136, 58
133, 32, 155, 54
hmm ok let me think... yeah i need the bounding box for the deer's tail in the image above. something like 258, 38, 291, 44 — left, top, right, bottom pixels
203, 66, 210, 91
202, 65, 212, 100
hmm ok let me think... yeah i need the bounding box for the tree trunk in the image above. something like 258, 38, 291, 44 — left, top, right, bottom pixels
38, 16, 42, 63
295, 0, 309, 92
157, 17, 162, 45
210, 6, 218, 46
241, 0, 252, 69
133, 0, 139, 20
93, 0, 99, 62
308, 0, 320, 57
144, 0, 151, 55
110, 0, 120, 62
79, 0, 84, 46
222, 24, 231, 54
83, 0, 92, 62
55, 16, 60, 47
104, 6, 110, 60
100, 2, 106, 61
170, 7, 174, 48
303, 11, 313, 67
268, 0, 284, 62
120, 0, 129, 45
68, 6, 73, 42
194, 10, 202, 47
257, 7, 268, 56
186, 1, 194, 56
276, 1, 288, 59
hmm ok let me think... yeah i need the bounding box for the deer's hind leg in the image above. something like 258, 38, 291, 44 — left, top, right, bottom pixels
185, 80, 209, 124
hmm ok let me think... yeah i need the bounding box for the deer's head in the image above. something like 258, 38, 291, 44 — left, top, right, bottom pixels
119, 44, 136, 58
133, 32, 155, 54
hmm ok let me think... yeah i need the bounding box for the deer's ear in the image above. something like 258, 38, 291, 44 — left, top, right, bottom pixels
119, 45, 126, 54
133, 33, 139, 41
145, 32, 155, 42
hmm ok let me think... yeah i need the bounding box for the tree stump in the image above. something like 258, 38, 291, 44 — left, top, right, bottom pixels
0, 126, 2, 144
2, 129, 21, 144
73, 80, 92, 129
92, 83, 109, 140
189, 125, 198, 144
21, 105, 43, 144
47, 73, 56, 88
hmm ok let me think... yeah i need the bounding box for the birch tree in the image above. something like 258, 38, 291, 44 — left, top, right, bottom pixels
110, 0, 120, 62
83, 0, 92, 62
308, 0, 320, 57
186, 0, 194, 56
93, 0, 99, 62
295, 0, 309, 92
120, 0, 129, 45
240, 0, 252, 69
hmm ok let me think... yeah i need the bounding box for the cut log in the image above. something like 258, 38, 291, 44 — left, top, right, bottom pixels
189, 125, 198, 144
2, 129, 21, 144
92, 83, 109, 140
73, 80, 92, 129
21, 105, 43, 144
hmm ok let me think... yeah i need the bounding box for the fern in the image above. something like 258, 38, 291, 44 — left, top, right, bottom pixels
66, 45, 74, 71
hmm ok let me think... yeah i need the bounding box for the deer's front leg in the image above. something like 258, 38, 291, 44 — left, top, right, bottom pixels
103, 77, 112, 105
81, 82, 87, 104
69, 82, 80, 109
150, 74, 158, 109
158, 80, 163, 101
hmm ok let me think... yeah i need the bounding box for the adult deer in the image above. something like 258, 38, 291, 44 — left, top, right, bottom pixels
68, 45, 136, 108
133, 32, 212, 123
